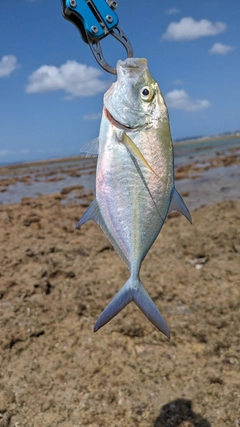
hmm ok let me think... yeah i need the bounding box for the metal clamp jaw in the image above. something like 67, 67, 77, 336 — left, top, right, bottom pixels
61, 0, 133, 74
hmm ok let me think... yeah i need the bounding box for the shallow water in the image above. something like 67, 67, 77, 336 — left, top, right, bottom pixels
173, 136, 240, 167
0, 173, 96, 205
176, 164, 240, 211
0, 137, 239, 209
0, 158, 97, 205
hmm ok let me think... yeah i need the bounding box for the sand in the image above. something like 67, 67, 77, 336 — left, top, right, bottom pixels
0, 151, 240, 426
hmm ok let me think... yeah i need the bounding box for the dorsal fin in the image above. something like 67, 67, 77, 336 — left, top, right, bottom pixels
79, 138, 99, 157
76, 199, 130, 270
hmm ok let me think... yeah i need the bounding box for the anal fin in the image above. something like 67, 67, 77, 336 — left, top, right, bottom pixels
168, 188, 192, 223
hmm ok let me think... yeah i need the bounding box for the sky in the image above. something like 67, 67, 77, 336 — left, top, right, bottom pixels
0, 0, 240, 164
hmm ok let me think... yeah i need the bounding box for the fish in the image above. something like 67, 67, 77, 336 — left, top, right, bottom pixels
77, 58, 192, 338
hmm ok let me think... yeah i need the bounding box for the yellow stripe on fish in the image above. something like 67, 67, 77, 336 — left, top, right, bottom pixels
122, 133, 161, 179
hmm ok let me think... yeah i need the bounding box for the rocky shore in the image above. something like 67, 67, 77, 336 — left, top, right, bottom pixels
0, 146, 239, 426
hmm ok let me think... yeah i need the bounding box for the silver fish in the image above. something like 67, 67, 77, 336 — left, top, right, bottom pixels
77, 58, 191, 338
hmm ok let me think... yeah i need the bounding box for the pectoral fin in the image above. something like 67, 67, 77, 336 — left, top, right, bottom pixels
122, 133, 160, 178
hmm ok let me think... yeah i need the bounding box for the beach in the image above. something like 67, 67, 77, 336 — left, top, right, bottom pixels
0, 138, 239, 426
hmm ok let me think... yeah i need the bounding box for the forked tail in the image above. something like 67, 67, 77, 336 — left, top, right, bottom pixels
94, 278, 170, 339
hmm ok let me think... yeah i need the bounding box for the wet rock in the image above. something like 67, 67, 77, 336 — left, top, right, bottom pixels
23, 213, 41, 226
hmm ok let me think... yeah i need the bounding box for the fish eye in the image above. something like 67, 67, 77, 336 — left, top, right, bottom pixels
141, 86, 154, 101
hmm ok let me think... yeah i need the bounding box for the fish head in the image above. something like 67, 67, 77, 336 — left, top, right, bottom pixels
104, 58, 168, 131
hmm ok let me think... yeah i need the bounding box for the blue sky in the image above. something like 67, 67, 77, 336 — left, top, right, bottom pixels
0, 0, 239, 164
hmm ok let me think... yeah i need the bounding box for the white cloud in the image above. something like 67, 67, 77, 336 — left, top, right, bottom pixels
0, 55, 19, 77
209, 42, 235, 55
166, 8, 180, 15
162, 17, 226, 41
26, 60, 110, 98
165, 89, 211, 112
83, 112, 102, 121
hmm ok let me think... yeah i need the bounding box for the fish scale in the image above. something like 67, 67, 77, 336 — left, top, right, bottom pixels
98, 121, 172, 270
77, 58, 192, 337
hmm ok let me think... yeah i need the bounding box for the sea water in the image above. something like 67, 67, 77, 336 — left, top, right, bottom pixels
0, 137, 239, 208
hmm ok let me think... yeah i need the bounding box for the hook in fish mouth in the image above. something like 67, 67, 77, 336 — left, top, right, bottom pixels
104, 107, 139, 131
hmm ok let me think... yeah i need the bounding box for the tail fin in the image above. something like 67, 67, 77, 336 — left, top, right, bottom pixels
94, 278, 170, 339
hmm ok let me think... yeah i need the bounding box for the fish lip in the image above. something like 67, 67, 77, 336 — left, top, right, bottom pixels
104, 107, 139, 131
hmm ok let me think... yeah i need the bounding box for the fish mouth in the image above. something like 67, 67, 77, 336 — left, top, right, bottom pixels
104, 107, 138, 131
